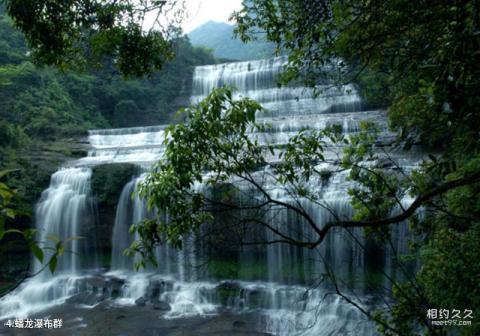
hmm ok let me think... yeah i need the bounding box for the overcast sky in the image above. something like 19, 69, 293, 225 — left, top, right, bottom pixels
182, 0, 243, 33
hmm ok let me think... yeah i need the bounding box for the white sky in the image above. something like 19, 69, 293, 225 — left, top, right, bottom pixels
182, 0, 243, 33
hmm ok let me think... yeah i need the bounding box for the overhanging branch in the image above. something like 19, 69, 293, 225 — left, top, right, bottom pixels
310, 170, 480, 248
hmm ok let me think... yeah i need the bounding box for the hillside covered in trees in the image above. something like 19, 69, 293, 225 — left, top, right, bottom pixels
188, 21, 274, 61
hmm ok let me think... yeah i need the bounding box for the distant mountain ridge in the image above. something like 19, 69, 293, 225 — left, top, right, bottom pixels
187, 21, 274, 61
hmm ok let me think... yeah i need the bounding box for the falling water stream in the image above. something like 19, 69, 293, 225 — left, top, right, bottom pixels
0, 168, 95, 319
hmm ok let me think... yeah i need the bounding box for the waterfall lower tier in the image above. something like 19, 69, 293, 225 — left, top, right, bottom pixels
111, 177, 198, 282
66, 271, 376, 336
34, 168, 96, 276
102, 171, 410, 335
0, 168, 98, 319
110, 178, 145, 270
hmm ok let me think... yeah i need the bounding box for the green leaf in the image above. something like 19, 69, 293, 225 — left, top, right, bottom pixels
65, 236, 84, 242
52, 239, 65, 256
49, 255, 58, 274
5, 208, 16, 219
31, 243, 44, 263
22, 228, 36, 240
0, 186, 14, 199
0, 169, 18, 179
47, 235, 60, 243
4, 228, 23, 235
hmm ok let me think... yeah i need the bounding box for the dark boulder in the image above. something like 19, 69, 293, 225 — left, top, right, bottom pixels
233, 320, 247, 328
217, 281, 241, 292
151, 299, 171, 311
135, 296, 147, 306
86, 276, 107, 289
108, 277, 126, 291
146, 280, 164, 299
66, 292, 106, 306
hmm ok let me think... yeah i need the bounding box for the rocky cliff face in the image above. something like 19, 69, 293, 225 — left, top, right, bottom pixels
10, 138, 89, 201
90, 163, 139, 266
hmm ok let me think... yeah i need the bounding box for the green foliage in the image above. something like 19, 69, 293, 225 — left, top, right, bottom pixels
2, 0, 185, 77
207, 260, 243, 280
0, 10, 215, 207
419, 225, 480, 334
232, 1, 480, 334
0, 11, 26, 65
132, 88, 390, 268
340, 122, 404, 225
114, 100, 138, 128
206, 259, 306, 282
95, 37, 216, 127
0, 170, 19, 240
130, 87, 264, 268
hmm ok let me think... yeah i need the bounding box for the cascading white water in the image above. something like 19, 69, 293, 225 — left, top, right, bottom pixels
110, 176, 199, 282
190, 57, 363, 117
0, 168, 95, 319
110, 178, 146, 270
35, 168, 95, 275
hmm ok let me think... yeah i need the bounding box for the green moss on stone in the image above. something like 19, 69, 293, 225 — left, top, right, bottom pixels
91, 163, 139, 207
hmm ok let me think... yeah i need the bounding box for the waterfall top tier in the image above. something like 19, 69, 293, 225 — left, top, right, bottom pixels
76, 57, 383, 167
191, 57, 363, 117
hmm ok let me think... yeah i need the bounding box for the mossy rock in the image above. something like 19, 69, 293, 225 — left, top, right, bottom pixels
91, 163, 139, 207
